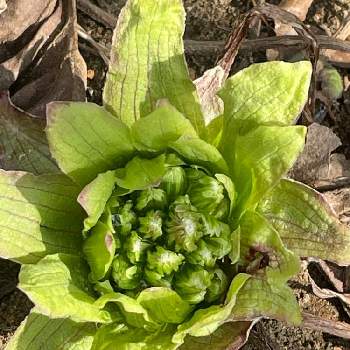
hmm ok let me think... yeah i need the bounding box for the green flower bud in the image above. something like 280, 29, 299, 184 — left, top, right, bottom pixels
136, 188, 167, 211
204, 229, 232, 260
212, 197, 230, 221
186, 168, 224, 215
202, 215, 230, 237
124, 231, 150, 264
111, 254, 142, 290
160, 166, 187, 201
174, 264, 213, 304
186, 240, 217, 268
205, 268, 228, 303
146, 246, 184, 275
112, 200, 137, 236
138, 210, 163, 241
144, 268, 173, 288
166, 196, 203, 252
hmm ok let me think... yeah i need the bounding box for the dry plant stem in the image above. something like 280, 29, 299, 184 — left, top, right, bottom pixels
301, 312, 350, 339
77, 0, 116, 29
314, 177, 350, 192
323, 14, 350, 65
78, 35, 350, 69
77, 25, 110, 65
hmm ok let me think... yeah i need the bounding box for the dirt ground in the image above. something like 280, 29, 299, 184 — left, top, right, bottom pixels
1, 0, 350, 349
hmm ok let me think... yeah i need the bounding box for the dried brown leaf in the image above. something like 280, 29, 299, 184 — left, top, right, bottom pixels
289, 123, 341, 185
0, 0, 87, 117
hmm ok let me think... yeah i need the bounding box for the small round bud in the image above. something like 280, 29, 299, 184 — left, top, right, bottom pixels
205, 268, 228, 303
111, 254, 142, 290
174, 264, 213, 304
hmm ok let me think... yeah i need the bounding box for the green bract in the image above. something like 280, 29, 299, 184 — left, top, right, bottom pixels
2, 1, 350, 349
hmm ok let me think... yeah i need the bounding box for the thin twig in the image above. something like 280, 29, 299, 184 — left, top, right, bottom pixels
302, 312, 350, 339
314, 177, 350, 192
77, 25, 110, 65
77, 0, 116, 29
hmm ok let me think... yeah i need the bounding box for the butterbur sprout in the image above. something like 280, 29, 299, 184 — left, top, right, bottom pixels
2, 0, 350, 349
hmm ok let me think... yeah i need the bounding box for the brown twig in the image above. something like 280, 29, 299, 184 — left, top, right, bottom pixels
314, 177, 350, 192
185, 35, 350, 56
77, 25, 110, 65
77, 0, 116, 29
302, 312, 350, 339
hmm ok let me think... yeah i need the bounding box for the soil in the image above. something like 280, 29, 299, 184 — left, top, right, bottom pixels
1, 0, 350, 349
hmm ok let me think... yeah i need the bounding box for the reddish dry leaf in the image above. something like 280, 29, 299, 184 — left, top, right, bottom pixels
0, 0, 86, 117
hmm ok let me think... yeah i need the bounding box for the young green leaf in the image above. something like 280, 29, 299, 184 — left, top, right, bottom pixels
170, 136, 229, 175
233, 125, 306, 209
137, 287, 193, 324
5, 311, 96, 350
104, 0, 205, 136
78, 170, 117, 232
0, 171, 84, 264
19, 254, 114, 323
131, 105, 198, 152
95, 292, 158, 330
219, 61, 312, 132
115, 154, 167, 190
83, 221, 116, 282
258, 179, 350, 265
46, 102, 134, 185
91, 323, 177, 350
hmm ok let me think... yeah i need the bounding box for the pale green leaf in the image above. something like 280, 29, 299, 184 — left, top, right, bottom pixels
0, 92, 58, 174
95, 292, 158, 330
206, 115, 223, 147
240, 211, 300, 283
78, 170, 116, 232
230, 277, 301, 325
0, 171, 84, 264
83, 221, 116, 282
91, 323, 177, 350
5, 311, 96, 350
137, 287, 193, 324
46, 102, 134, 185
115, 154, 167, 190
233, 125, 306, 209
131, 105, 198, 152
258, 179, 350, 265
219, 61, 312, 134
170, 137, 229, 174
172, 273, 250, 344
19, 254, 113, 323
229, 227, 240, 264
104, 0, 205, 136
215, 173, 236, 212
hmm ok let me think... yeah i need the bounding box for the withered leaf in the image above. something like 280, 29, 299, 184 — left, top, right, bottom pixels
0, 0, 86, 117
0, 91, 58, 174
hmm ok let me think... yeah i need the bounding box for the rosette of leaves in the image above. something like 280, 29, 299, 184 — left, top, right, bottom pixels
2, 1, 350, 349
